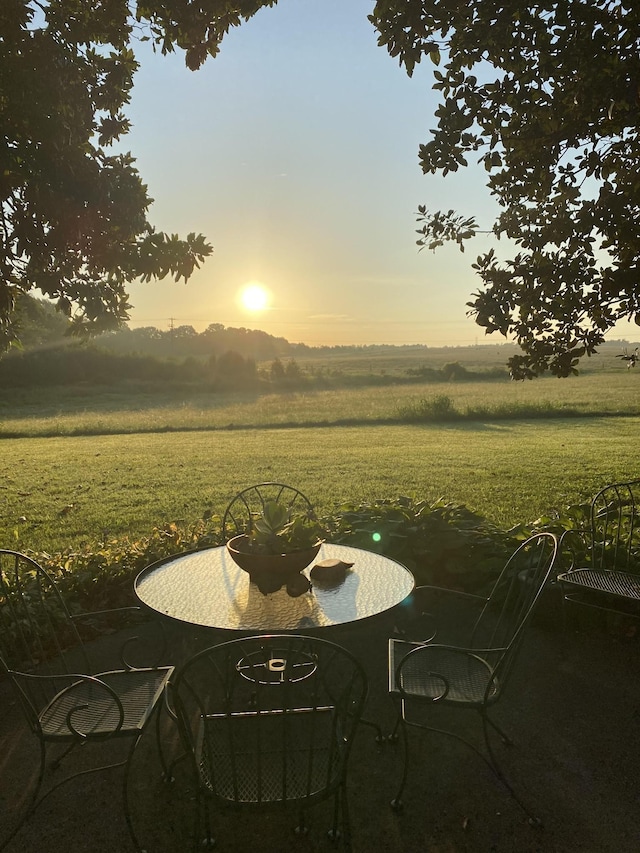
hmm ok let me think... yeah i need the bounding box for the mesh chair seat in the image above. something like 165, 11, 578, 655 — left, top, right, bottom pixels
198, 709, 341, 803
39, 668, 172, 739
558, 569, 640, 601
389, 640, 498, 706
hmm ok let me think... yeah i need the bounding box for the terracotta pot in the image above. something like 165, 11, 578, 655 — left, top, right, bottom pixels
226, 535, 322, 594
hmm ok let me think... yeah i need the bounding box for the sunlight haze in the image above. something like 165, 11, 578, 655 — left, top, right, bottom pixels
239, 283, 271, 313
121, 0, 635, 348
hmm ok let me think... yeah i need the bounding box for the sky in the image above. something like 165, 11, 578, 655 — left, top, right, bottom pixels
121, 0, 632, 348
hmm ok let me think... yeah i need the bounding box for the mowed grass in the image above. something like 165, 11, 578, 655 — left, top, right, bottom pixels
2, 418, 638, 553
1, 372, 639, 437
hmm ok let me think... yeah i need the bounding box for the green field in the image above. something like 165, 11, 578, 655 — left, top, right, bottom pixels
1, 346, 638, 553
1, 371, 639, 438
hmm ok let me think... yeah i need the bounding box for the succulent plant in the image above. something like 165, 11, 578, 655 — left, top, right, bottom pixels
247, 500, 325, 555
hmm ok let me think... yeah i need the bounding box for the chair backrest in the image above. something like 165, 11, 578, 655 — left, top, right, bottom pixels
170, 634, 367, 806
0, 550, 90, 729
589, 479, 640, 572
222, 483, 315, 541
471, 532, 558, 686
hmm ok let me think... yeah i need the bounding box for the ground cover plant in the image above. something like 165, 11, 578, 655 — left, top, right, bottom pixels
22, 498, 517, 614
1, 490, 606, 621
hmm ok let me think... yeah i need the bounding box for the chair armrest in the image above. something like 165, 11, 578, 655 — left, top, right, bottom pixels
71, 606, 168, 670
10, 670, 126, 737
558, 528, 591, 573
393, 585, 488, 643
71, 605, 146, 626
393, 641, 497, 702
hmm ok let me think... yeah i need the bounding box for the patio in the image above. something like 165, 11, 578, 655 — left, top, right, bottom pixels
1, 603, 639, 853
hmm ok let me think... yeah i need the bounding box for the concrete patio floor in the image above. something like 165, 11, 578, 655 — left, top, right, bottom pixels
1, 600, 639, 853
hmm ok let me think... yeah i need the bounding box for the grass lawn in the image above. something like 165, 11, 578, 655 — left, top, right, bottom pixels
1, 372, 639, 437
2, 417, 638, 553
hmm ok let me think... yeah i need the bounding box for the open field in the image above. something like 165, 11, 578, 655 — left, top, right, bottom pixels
2, 418, 638, 553
1, 371, 639, 437
2, 347, 638, 554
287, 340, 638, 376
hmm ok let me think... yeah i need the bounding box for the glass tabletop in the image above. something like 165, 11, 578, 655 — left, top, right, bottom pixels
134, 543, 415, 632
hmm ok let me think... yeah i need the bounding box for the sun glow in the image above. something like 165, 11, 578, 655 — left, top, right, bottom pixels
239, 282, 270, 312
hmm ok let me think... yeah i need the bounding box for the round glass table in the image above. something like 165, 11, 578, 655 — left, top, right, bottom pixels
134, 543, 415, 632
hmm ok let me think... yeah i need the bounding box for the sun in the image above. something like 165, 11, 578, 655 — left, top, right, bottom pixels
239, 282, 270, 312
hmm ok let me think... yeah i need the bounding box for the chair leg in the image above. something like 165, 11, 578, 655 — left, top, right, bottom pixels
122, 732, 147, 852
200, 797, 215, 849
188, 794, 214, 852
481, 713, 540, 826
389, 704, 540, 826
50, 739, 80, 771
326, 794, 339, 843
560, 592, 576, 645
295, 809, 309, 836
125, 698, 182, 852
484, 712, 514, 746
388, 700, 402, 742
389, 700, 409, 811
356, 714, 386, 743
339, 785, 353, 852
155, 694, 172, 782
165, 750, 189, 783
2, 740, 137, 851
0, 739, 46, 852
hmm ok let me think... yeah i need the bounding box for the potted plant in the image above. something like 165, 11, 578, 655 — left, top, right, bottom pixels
226, 500, 326, 596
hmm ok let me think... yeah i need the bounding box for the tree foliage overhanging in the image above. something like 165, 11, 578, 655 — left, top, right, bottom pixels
0, 0, 274, 352
3, 2, 639, 376
370, 0, 640, 378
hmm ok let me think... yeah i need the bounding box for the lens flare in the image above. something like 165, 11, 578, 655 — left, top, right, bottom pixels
372, 532, 382, 543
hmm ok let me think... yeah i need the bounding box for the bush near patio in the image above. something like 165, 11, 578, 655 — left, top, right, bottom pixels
18, 495, 596, 621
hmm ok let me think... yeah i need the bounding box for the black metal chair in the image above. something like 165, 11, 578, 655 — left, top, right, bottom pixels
169, 633, 367, 851
222, 482, 316, 541
388, 532, 559, 823
0, 549, 173, 851
558, 479, 640, 622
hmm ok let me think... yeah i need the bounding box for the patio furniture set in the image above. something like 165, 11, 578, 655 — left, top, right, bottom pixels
0, 479, 638, 851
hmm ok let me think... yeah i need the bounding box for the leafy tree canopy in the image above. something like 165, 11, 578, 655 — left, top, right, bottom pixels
0, 1, 274, 352
370, 0, 640, 378
12, 292, 70, 347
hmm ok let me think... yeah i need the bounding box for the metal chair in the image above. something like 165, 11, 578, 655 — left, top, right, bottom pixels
558, 479, 640, 622
169, 633, 367, 851
0, 549, 173, 851
222, 482, 315, 541
388, 532, 559, 823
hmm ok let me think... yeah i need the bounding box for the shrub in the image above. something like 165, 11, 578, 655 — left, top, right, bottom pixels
23, 494, 580, 618
323, 496, 515, 592
395, 394, 459, 422
441, 361, 469, 381
29, 519, 224, 614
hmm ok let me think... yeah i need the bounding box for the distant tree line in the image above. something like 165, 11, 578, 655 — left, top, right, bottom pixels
0, 343, 507, 390
0, 295, 509, 389
96, 323, 292, 362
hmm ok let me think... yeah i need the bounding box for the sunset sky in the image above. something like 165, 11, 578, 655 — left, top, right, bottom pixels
122, 0, 633, 347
